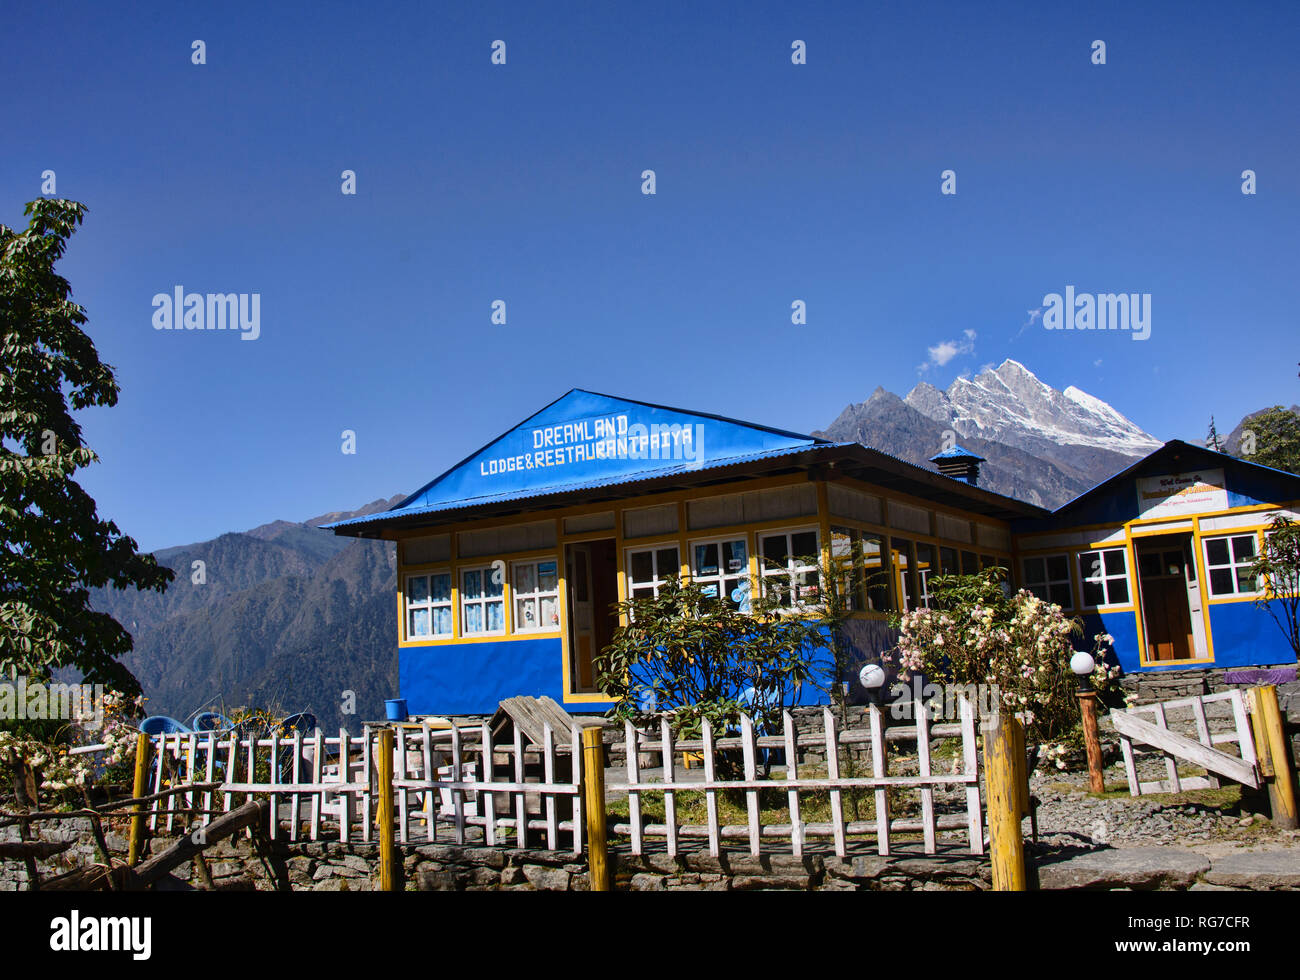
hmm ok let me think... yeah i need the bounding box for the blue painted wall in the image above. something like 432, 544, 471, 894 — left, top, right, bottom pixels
396, 621, 909, 715
1078, 602, 1294, 673
400, 638, 607, 715
1207, 601, 1293, 669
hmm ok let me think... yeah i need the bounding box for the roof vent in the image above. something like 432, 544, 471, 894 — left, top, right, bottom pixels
929, 444, 986, 487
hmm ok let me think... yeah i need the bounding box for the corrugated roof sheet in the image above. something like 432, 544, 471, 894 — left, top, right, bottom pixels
324, 443, 843, 529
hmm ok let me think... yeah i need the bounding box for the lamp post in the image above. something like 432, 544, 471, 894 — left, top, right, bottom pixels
1071, 651, 1106, 793
859, 662, 887, 706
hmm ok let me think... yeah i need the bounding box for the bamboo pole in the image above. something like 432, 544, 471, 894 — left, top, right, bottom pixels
984, 711, 1028, 891
377, 728, 397, 891
581, 727, 609, 891
1248, 685, 1298, 830
128, 732, 151, 866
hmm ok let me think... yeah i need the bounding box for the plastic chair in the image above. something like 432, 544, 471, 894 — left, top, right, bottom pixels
139, 715, 191, 735
279, 712, 317, 737
190, 711, 236, 734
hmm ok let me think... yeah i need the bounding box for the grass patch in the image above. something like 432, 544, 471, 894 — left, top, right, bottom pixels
1046, 778, 1242, 808
606, 763, 931, 832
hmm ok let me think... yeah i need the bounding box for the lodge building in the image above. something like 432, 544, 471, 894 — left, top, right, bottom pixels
327, 390, 1300, 716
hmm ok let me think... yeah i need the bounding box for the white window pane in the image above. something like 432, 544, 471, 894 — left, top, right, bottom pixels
433, 607, 452, 635
463, 569, 482, 600
465, 604, 484, 633
431, 573, 451, 602
537, 561, 558, 592
516, 596, 538, 629
409, 608, 430, 637
514, 563, 537, 595
408, 576, 430, 604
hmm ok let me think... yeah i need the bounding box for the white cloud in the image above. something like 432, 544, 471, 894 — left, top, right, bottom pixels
918, 330, 977, 373
1013, 307, 1044, 340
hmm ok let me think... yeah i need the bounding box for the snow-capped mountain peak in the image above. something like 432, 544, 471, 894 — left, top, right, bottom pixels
904, 359, 1162, 458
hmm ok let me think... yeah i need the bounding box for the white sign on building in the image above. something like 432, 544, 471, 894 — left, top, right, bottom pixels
1136, 468, 1227, 519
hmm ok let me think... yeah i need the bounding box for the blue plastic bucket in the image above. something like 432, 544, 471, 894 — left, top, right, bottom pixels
384, 699, 409, 722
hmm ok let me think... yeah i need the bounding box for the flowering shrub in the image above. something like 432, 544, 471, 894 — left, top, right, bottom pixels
892, 569, 1116, 743
0, 690, 143, 802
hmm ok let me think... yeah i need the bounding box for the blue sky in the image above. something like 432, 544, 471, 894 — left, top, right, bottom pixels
3, 0, 1297, 551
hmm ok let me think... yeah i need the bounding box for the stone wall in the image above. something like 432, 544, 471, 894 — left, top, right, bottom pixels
1118, 666, 1300, 760
0, 823, 990, 891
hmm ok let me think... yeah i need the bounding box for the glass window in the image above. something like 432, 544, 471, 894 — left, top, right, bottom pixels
759, 528, 822, 608
1203, 534, 1259, 597
1078, 548, 1130, 607
914, 543, 935, 608
626, 545, 679, 600
512, 559, 560, 632
462, 565, 505, 635
692, 538, 750, 611
961, 551, 978, 575
406, 572, 453, 639
892, 538, 918, 611
939, 546, 958, 576
1022, 555, 1073, 608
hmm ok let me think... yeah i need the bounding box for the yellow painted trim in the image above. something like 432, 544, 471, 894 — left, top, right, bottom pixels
400, 632, 561, 649
1011, 500, 1300, 543
562, 690, 616, 705
1130, 525, 1195, 539
1193, 516, 1216, 662
508, 555, 563, 635
398, 566, 454, 644
557, 520, 572, 699
1206, 593, 1268, 605
676, 500, 690, 590
1130, 523, 1215, 668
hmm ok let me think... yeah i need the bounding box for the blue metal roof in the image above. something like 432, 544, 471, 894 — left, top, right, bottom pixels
326, 389, 1048, 534
325, 442, 845, 529
930, 443, 986, 462
326, 389, 835, 530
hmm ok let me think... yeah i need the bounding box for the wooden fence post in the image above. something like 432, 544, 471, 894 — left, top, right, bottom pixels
377, 728, 397, 891
581, 727, 610, 891
128, 732, 151, 866
984, 711, 1028, 891
1247, 685, 1298, 830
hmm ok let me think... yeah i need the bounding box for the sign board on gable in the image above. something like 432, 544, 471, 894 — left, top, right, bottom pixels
396, 390, 821, 513
1136, 469, 1227, 520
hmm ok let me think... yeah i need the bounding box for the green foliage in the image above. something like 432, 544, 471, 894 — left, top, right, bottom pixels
595, 577, 829, 748
1236, 406, 1300, 474
0, 199, 173, 696
1250, 514, 1300, 660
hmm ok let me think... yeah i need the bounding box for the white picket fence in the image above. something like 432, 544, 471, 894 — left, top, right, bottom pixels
614, 698, 985, 858
132, 696, 985, 859
1114, 689, 1260, 796
142, 724, 586, 854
